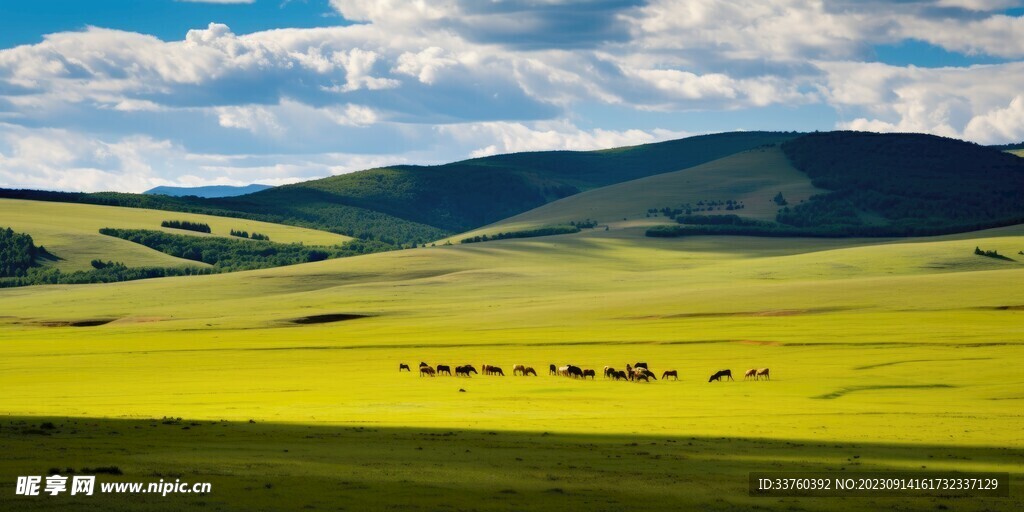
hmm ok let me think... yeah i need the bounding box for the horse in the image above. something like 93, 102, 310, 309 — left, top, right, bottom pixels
420, 366, 436, 377
549, 364, 557, 375
661, 370, 678, 380
744, 368, 757, 380
612, 370, 628, 381
523, 367, 537, 376
513, 364, 527, 376
456, 365, 477, 377
399, 363, 411, 372
756, 368, 770, 381
603, 366, 614, 379
557, 365, 570, 377
489, 366, 505, 376
635, 362, 649, 369
637, 368, 657, 381
420, 362, 429, 367
582, 369, 596, 379
635, 372, 650, 382
436, 365, 452, 376
708, 369, 733, 382
482, 364, 492, 375
567, 365, 583, 379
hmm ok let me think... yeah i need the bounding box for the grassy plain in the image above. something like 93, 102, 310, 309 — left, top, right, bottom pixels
0, 211, 1022, 509
0, 199, 351, 271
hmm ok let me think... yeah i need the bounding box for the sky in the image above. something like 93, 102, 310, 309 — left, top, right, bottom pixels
0, 0, 1022, 193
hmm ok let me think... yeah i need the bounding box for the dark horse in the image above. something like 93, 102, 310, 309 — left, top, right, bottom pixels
635, 362, 648, 369
489, 366, 505, 376
456, 365, 477, 377
549, 364, 557, 375
399, 363, 411, 372
708, 369, 734, 382
436, 365, 452, 376
582, 369, 596, 379
419, 362, 429, 368
661, 370, 678, 380
567, 365, 584, 379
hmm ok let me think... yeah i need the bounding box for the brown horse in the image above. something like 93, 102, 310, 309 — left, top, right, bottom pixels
420, 366, 436, 377
744, 368, 757, 380
708, 369, 733, 382
399, 363, 411, 372
661, 370, 678, 380
756, 368, 770, 381
582, 369, 596, 379
455, 365, 477, 377
489, 366, 505, 376
513, 364, 527, 376
603, 366, 615, 379
523, 367, 537, 376
612, 370, 628, 381
635, 372, 650, 382
436, 365, 452, 376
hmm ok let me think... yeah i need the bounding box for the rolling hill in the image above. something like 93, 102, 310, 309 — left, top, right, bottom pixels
0, 198, 351, 272
0, 132, 798, 245
144, 184, 273, 198
450, 146, 824, 243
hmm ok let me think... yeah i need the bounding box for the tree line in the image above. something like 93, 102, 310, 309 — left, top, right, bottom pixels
161, 220, 211, 233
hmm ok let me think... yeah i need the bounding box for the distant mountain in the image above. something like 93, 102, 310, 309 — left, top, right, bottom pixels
990, 142, 1024, 151
144, 184, 273, 198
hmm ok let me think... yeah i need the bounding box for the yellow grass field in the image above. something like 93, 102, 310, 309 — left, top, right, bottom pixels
0, 198, 351, 271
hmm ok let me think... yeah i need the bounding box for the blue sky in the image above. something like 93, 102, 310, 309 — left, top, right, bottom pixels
0, 0, 1022, 192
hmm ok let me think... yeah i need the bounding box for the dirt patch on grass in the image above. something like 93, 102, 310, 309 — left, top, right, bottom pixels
289, 313, 372, 325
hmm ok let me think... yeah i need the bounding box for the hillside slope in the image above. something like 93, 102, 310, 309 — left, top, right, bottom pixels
0, 199, 351, 272
0, 132, 797, 244
451, 146, 823, 242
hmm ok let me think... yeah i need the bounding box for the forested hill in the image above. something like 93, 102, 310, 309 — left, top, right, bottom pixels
776, 132, 1024, 235
0, 132, 796, 244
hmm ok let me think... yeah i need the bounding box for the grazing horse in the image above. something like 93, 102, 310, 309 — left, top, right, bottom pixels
603, 366, 614, 379
481, 364, 492, 375
708, 369, 733, 382
456, 365, 478, 377
567, 365, 583, 379
757, 368, 770, 381
634, 372, 650, 382
549, 364, 557, 375
420, 366, 436, 377
399, 363, 411, 372
638, 368, 657, 381
436, 365, 452, 376
557, 365, 570, 377
744, 368, 757, 380
523, 367, 537, 376
612, 370, 629, 381
635, 362, 649, 370
489, 366, 505, 376
582, 369, 596, 379
661, 370, 678, 380
513, 364, 527, 376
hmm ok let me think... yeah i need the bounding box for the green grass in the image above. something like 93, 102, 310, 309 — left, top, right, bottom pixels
448, 147, 824, 243
1, 417, 1020, 511
0, 199, 351, 271
1, 208, 1022, 509
1010, 149, 1024, 157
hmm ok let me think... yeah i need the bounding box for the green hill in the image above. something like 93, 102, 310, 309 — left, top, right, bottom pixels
451, 146, 823, 242
0, 132, 798, 245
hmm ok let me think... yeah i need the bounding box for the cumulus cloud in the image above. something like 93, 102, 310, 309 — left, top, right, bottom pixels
1, 1, 1023, 191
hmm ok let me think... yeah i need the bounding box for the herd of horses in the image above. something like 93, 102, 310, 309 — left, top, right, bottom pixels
400, 362, 771, 382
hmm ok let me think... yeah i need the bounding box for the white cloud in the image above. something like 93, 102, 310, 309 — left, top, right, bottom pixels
439, 120, 692, 158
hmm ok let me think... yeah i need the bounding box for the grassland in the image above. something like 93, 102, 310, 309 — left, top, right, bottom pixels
0, 199, 351, 271
1, 208, 1022, 509
448, 147, 824, 243
1010, 149, 1024, 157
